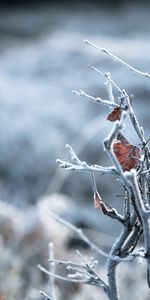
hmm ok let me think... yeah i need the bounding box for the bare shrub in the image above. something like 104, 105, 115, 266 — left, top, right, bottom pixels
39, 40, 150, 300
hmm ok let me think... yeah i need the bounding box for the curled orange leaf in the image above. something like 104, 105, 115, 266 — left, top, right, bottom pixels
93, 191, 101, 209
113, 140, 141, 171
107, 107, 122, 122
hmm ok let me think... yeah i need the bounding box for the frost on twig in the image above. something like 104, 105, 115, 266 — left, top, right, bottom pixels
40, 291, 52, 300
49, 250, 108, 293
88, 64, 124, 97
72, 89, 119, 108
49, 243, 56, 300
49, 210, 110, 258
48, 211, 135, 263
84, 39, 150, 79
39, 244, 56, 300
56, 144, 118, 175
38, 248, 108, 294
103, 111, 127, 178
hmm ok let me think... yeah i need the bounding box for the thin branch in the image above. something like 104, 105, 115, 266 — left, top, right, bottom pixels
49, 258, 86, 268
56, 158, 117, 174
107, 228, 130, 300
123, 90, 146, 144
40, 291, 52, 300
105, 72, 115, 103
49, 210, 134, 263
49, 210, 109, 258
56, 144, 118, 176
38, 264, 88, 284
38, 261, 108, 291
48, 243, 56, 300
72, 89, 119, 108
84, 39, 150, 79
140, 172, 149, 209
123, 193, 130, 221
125, 170, 148, 215
100, 202, 124, 224
90, 173, 124, 223
103, 111, 129, 185
65, 144, 82, 165
90, 171, 97, 195
75, 250, 108, 292
141, 168, 150, 175
121, 222, 143, 257
49, 257, 99, 280
125, 169, 150, 286
88, 64, 124, 97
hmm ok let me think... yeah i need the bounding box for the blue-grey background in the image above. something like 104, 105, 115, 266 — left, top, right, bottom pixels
0, 2, 150, 299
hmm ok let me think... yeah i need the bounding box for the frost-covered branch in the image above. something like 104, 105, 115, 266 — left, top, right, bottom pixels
72, 89, 119, 108
49, 210, 109, 258
48, 251, 108, 293
125, 169, 150, 286
88, 64, 124, 97
48, 210, 134, 263
40, 291, 52, 300
105, 72, 115, 103
84, 39, 150, 79
56, 158, 117, 174
56, 144, 118, 175
38, 251, 108, 293
48, 243, 56, 300
103, 111, 128, 180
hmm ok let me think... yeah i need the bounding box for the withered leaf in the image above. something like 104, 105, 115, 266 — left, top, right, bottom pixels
107, 107, 122, 122
93, 191, 102, 209
117, 133, 129, 145
113, 140, 141, 171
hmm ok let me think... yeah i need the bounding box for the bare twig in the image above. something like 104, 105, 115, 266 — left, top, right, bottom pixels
72, 89, 119, 108
125, 170, 150, 286
38, 264, 88, 283
105, 72, 115, 103
49, 210, 135, 264
38, 259, 108, 292
84, 39, 150, 79
56, 144, 118, 176
88, 64, 124, 97
40, 291, 52, 300
103, 111, 128, 181
122, 90, 146, 144
56, 158, 117, 175
48, 243, 56, 300
49, 210, 109, 258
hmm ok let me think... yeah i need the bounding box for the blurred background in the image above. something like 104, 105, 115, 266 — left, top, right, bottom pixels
0, 1, 150, 299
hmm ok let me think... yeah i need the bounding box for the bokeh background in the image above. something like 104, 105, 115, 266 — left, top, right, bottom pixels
0, 1, 150, 299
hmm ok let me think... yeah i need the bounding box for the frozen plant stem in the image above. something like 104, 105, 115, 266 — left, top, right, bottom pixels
88, 64, 124, 97
49, 243, 56, 300
40, 291, 52, 300
126, 170, 150, 287
72, 89, 119, 108
107, 230, 129, 300
84, 39, 150, 79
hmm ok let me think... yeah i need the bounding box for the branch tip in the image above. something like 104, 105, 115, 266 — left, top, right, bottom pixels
65, 144, 71, 150
83, 39, 89, 45
56, 159, 60, 164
